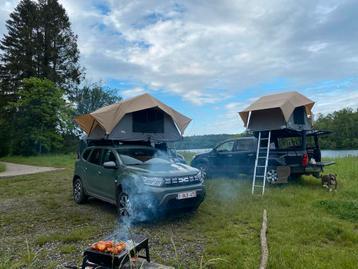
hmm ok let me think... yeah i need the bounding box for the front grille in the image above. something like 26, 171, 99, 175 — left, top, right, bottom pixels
163, 174, 201, 186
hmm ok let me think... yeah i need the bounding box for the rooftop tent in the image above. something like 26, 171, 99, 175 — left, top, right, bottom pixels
239, 91, 315, 132
74, 93, 191, 142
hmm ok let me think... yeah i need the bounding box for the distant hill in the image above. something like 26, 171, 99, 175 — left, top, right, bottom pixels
172, 134, 241, 150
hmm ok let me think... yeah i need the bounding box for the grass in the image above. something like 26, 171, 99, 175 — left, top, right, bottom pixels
0, 155, 357, 268
0, 154, 76, 169
0, 162, 5, 172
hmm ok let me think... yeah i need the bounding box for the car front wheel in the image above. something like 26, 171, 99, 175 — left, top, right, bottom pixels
197, 162, 210, 179
117, 192, 132, 217
73, 178, 87, 204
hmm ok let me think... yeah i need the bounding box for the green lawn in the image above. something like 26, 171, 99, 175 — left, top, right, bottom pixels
1, 154, 76, 169
0, 162, 5, 173
0, 155, 357, 268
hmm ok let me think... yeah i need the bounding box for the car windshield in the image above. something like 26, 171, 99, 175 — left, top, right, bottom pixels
116, 147, 170, 165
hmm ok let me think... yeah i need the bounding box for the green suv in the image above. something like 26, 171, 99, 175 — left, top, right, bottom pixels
73, 145, 205, 217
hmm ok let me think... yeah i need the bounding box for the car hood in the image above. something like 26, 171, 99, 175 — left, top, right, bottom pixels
125, 162, 199, 177
193, 152, 211, 160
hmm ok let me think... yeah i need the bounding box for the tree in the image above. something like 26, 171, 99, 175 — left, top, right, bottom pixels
73, 83, 122, 115
314, 108, 358, 149
0, 0, 81, 97
10, 77, 68, 155
37, 0, 82, 92
0, 0, 38, 110
0, 0, 81, 155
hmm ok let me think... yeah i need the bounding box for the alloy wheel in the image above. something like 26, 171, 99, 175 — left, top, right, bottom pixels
73, 179, 82, 202
117, 193, 132, 217
266, 169, 278, 184
198, 164, 208, 179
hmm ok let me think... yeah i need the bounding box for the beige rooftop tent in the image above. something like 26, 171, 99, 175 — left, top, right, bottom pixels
239, 91, 315, 131
74, 93, 191, 141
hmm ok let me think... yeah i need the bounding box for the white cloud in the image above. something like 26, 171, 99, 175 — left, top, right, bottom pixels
121, 87, 145, 98
101, 1, 357, 104
2, 0, 358, 106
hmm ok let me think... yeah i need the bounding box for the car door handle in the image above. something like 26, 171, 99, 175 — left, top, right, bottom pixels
227, 154, 232, 157
248, 153, 254, 157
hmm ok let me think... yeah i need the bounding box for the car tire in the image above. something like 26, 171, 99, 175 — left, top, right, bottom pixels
116, 192, 132, 217
197, 162, 210, 179
73, 177, 87, 204
266, 168, 279, 184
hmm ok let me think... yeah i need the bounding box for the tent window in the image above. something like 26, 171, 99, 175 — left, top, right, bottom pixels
132, 108, 164, 133
293, 106, 305, 125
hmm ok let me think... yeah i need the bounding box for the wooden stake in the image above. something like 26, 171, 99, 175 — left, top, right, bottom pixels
259, 209, 268, 269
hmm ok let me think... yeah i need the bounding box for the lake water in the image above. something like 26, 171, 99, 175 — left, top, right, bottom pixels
178, 149, 358, 158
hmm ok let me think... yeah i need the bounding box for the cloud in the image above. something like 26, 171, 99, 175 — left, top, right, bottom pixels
121, 87, 145, 98
3, 0, 358, 106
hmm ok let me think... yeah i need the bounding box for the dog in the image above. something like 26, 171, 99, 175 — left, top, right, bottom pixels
321, 174, 337, 191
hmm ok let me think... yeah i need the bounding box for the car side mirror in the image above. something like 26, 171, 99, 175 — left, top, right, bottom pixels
103, 161, 117, 169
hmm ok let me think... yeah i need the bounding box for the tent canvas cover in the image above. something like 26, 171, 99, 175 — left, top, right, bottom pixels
239, 91, 315, 131
74, 93, 191, 141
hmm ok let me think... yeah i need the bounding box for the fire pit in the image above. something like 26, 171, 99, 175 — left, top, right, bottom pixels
81, 234, 150, 269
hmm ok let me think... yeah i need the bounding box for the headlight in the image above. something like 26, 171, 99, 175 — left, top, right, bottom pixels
142, 176, 163, 186
195, 171, 205, 183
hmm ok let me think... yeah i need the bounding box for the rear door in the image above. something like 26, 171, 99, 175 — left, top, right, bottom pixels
231, 139, 257, 174
86, 148, 103, 195
97, 149, 119, 200
212, 140, 236, 174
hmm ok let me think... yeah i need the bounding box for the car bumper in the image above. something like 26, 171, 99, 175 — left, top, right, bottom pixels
136, 183, 206, 210
290, 163, 332, 175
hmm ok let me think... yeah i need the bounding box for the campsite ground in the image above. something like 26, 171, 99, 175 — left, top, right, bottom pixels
0, 162, 5, 173
0, 154, 357, 269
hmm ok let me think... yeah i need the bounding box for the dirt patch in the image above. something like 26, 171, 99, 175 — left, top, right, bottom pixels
0, 162, 63, 178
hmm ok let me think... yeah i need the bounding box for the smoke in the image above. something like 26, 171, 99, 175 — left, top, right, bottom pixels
111, 148, 179, 239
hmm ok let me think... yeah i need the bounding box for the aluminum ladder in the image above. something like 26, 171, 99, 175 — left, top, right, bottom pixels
251, 131, 271, 195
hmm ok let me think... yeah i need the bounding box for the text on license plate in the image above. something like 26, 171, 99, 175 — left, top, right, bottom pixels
177, 191, 197, 200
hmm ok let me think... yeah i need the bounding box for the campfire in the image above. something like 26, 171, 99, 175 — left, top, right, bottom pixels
81, 234, 150, 269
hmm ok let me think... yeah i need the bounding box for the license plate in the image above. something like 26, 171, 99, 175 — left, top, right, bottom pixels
177, 191, 197, 200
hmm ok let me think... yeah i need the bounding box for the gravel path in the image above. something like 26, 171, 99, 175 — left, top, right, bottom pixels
0, 161, 64, 178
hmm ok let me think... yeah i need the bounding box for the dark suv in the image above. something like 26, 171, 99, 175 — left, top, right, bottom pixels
73, 145, 205, 217
191, 130, 333, 182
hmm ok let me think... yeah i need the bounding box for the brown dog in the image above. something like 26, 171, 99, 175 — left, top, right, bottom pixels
321, 174, 337, 191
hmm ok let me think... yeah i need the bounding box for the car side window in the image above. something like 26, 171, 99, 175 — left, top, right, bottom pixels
88, 148, 102, 165
235, 140, 254, 151
82, 149, 91, 160
102, 149, 117, 165
216, 141, 235, 152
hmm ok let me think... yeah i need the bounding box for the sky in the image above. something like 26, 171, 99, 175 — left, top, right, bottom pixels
1, 0, 358, 135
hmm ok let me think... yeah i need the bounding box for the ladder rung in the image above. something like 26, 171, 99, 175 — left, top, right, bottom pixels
256, 175, 265, 177
260, 147, 268, 149
258, 156, 266, 158
256, 165, 265, 168
254, 185, 264, 187
260, 138, 269, 140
